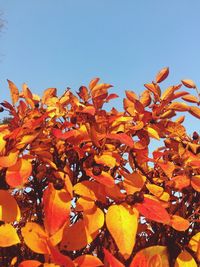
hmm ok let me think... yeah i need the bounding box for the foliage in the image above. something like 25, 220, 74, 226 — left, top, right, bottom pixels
0, 68, 199, 266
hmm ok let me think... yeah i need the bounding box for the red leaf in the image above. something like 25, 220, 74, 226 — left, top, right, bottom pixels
107, 133, 134, 148
103, 248, 125, 267
136, 197, 170, 224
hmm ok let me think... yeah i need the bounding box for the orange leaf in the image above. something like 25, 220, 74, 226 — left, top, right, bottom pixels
182, 94, 199, 103
7, 80, 19, 105
73, 181, 106, 202
0, 224, 20, 247
74, 254, 103, 267
155, 67, 169, 83
21, 222, 49, 254
42, 88, 57, 104
175, 250, 197, 267
86, 169, 115, 187
130, 246, 169, 267
22, 83, 35, 109
189, 106, 200, 119
191, 175, 200, 192
19, 260, 42, 267
170, 215, 190, 231
167, 102, 189, 111
94, 154, 116, 168
106, 204, 138, 259
103, 248, 125, 267
181, 79, 196, 88
107, 133, 134, 148
46, 240, 74, 267
0, 150, 18, 168
157, 161, 175, 178
122, 171, 146, 194
61, 206, 104, 251
136, 197, 170, 224
43, 184, 71, 236
148, 254, 163, 267
0, 190, 21, 222
6, 158, 32, 187
89, 78, 100, 90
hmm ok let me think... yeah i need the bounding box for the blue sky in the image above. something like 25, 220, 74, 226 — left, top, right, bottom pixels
0, 0, 200, 133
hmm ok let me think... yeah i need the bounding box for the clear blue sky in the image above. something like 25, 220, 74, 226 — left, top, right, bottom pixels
0, 0, 199, 132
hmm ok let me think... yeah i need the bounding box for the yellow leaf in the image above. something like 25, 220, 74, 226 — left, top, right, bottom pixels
0, 190, 21, 222
146, 184, 164, 198
42, 88, 57, 104
175, 250, 197, 267
106, 204, 138, 259
155, 67, 169, 83
170, 215, 190, 231
7, 80, 19, 105
189, 232, 200, 254
94, 154, 116, 168
76, 197, 95, 212
21, 222, 49, 254
181, 79, 196, 88
6, 158, 32, 188
130, 246, 169, 267
61, 207, 104, 251
146, 126, 160, 140
0, 224, 20, 247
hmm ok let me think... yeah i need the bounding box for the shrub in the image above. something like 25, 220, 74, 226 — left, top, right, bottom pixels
0, 68, 199, 266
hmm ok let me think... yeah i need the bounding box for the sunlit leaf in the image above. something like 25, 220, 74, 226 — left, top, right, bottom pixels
130, 246, 169, 267
19, 260, 42, 267
61, 206, 104, 251
0, 223, 20, 247
181, 79, 196, 88
136, 197, 170, 224
182, 94, 199, 103
7, 80, 19, 105
0, 151, 18, 168
74, 254, 103, 267
43, 184, 71, 237
0, 190, 21, 222
189, 106, 200, 119
106, 204, 138, 259
170, 215, 190, 231
6, 158, 32, 187
175, 250, 197, 267
103, 248, 125, 267
155, 67, 169, 83
21, 222, 49, 254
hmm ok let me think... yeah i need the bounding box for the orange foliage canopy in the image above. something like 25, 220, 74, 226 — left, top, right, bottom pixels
0, 67, 199, 266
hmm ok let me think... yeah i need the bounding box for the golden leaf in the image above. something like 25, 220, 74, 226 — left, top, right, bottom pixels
21, 222, 49, 254
7, 80, 19, 105
106, 204, 138, 259
0, 224, 20, 247
175, 250, 197, 267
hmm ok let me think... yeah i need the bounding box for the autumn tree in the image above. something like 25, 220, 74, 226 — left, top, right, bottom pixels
0, 68, 199, 267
